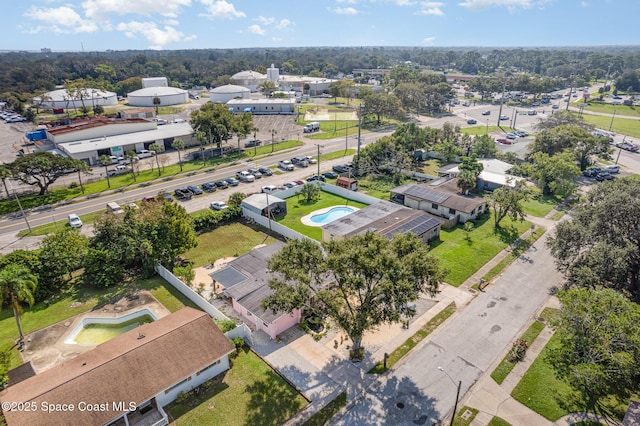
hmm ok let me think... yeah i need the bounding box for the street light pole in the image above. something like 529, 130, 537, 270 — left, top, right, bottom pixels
7, 179, 31, 232
438, 366, 462, 426
316, 144, 322, 177
609, 109, 617, 131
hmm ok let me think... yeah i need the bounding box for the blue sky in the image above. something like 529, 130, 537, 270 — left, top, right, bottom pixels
4, 0, 636, 52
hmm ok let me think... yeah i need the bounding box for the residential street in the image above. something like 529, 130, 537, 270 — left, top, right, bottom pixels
333, 225, 562, 425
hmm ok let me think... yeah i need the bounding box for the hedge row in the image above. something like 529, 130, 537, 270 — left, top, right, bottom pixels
192, 206, 241, 232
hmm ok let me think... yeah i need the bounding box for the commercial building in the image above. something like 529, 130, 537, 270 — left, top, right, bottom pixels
227, 98, 296, 115
127, 86, 189, 107
33, 88, 118, 110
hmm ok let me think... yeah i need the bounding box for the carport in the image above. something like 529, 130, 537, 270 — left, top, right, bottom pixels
241, 193, 287, 217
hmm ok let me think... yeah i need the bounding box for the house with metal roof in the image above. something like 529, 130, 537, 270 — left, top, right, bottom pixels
390, 184, 487, 227
321, 200, 441, 243
209, 242, 302, 340
439, 159, 523, 191
0, 307, 234, 426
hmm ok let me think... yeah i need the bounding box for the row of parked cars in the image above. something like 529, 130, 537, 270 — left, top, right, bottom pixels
1, 111, 27, 123
278, 156, 317, 171
583, 165, 619, 181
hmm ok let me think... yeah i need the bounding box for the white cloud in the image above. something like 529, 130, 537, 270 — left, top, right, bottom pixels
333, 7, 359, 14
247, 24, 265, 35
275, 19, 293, 30
422, 37, 436, 45
580, 1, 589, 6
417, 1, 445, 15
116, 21, 195, 49
24, 6, 98, 33
257, 16, 275, 25
82, 0, 192, 19
336, 0, 357, 3
458, 0, 542, 9
198, 0, 246, 19
388, 0, 416, 5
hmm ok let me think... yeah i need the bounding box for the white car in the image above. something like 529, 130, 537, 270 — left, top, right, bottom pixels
305, 156, 318, 164
236, 171, 255, 182
210, 201, 229, 211
278, 160, 294, 171
261, 185, 278, 194
68, 214, 83, 228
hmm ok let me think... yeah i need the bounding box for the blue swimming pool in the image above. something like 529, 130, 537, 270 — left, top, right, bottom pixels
310, 206, 355, 224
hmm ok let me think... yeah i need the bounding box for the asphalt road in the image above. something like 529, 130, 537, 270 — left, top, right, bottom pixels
0, 137, 361, 236
334, 229, 562, 425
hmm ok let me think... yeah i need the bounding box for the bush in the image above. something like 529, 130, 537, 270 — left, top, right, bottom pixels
507, 339, 529, 362
69, 181, 79, 189
192, 207, 241, 233
215, 318, 238, 333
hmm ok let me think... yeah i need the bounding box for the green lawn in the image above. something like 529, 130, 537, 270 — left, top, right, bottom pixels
511, 333, 630, 421
302, 392, 347, 426
0, 275, 188, 370
430, 214, 532, 286
319, 148, 356, 162
582, 102, 640, 117
487, 416, 512, 426
369, 302, 456, 374
182, 221, 282, 267
276, 192, 369, 241
453, 406, 479, 426
490, 320, 545, 384
521, 189, 562, 218
166, 348, 308, 425
581, 114, 640, 139
357, 174, 413, 200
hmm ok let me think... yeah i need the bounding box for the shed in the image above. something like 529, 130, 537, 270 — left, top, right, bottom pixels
336, 177, 358, 191
241, 193, 287, 217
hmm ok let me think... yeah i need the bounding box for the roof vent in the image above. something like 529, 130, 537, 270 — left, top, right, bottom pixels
137, 333, 145, 340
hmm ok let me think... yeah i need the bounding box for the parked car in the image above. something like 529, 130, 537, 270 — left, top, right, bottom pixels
482, 110, 491, 115
261, 185, 278, 194
187, 185, 203, 195
279, 160, 295, 171
201, 182, 217, 192
67, 214, 83, 228
225, 177, 240, 186
210, 201, 229, 210
108, 165, 129, 176
236, 171, 255, 182
322, 171, 339, 179
506, 133, 517, 140
466, 119, 477, 125
174, 188, 193, 200
294, 180, 305, 186
258, 167, 273, 176
158, 191, 174, 202
583, 168, 601, 178
332, 163, 352, 173
304, 156, 318, 164
496, 138, 511, 144
499, 115, 509, 120
291, 157, 309, 167
244, 139, 262, 148
306, 174, 326, 182
282, 182, 298, 189
603, 165, 620, 174
595, 172, 615, 181
142, 195, 157, 203
247, 168, 262, 179
137, 149, 155, 158
215, 180, 229, 189
515, 131, 528, 137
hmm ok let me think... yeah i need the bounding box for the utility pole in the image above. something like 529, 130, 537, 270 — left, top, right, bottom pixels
316, 144, 322, 177
8, 180, 30, 232
497, 78, 507, 126
357, 104, 362, 163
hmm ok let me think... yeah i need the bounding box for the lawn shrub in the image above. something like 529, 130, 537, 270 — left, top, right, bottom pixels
193, 207, 240, 232
507, 339, 529, 362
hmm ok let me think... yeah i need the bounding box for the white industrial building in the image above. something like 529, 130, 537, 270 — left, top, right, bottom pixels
209, 84, 251, 103
231, 70, 267, 92
278, 76, 335, 96
227, 98, 296, 115
34, 89, 118, 110
142, 77, 168, 88
42, 117, 197, 165
127, 86, 189, 107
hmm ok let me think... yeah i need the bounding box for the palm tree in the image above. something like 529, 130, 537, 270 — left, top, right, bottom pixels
271, 129, 277, 153
148, 143, 164, 176
72, 159, 90, 193
99, 154, 113, 188
172, 139, 185, 172
0, 264, 38, 342
125, 150, 138, 182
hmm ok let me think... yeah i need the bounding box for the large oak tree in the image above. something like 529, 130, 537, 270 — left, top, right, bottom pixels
262, 232, 445, 360
9, 152, 78, 195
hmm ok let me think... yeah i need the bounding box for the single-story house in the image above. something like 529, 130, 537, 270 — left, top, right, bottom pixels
390, 184, 487, 226
0, 307, 234, 426
241, 193, 287, 217
210, 242, 301, 340
440, 159, 523, 191
321, 200, 441, 243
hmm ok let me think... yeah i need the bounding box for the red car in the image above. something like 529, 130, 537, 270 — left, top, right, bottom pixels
496, 138, 512, 145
